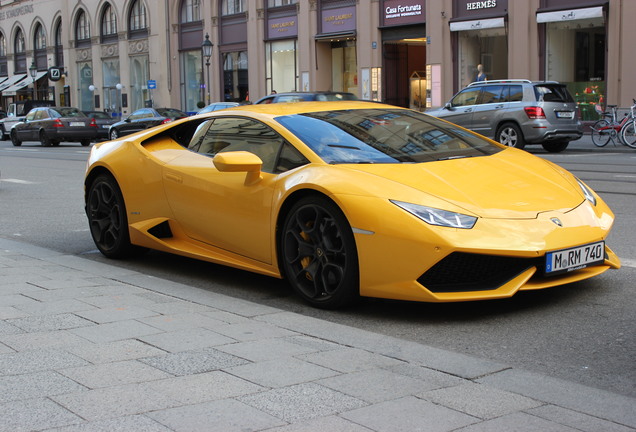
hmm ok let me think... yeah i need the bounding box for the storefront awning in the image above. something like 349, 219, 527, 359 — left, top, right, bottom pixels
0, 74, 26, 93
2, 71, 47, 96
537, 6, 603, 23
315, 31, 357, 42
450, 17, 505, 32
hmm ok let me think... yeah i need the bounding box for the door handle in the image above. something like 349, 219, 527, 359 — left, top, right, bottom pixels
165, 173, 182, 183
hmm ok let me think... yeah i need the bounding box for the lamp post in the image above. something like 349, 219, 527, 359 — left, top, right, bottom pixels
29, 61, 37, 100
115, 83, 124, 120
201, 33, 213, 105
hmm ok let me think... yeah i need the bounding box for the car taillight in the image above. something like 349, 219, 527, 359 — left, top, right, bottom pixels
524, 107, 546, 119
161, 118, 173, 124
89, 118, 98, 128
52, 119, 64, 128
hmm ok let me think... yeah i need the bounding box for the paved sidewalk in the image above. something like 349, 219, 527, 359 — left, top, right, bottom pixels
1, 237, 634, 432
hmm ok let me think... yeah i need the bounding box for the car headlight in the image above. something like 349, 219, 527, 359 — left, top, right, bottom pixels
576, 179, 596, 206
391, 200, 477, 229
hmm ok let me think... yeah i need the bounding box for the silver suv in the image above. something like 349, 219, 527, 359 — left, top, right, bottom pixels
426, 80, 583, 152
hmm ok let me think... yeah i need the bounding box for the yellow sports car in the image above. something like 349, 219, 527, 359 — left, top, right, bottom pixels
84, 101, 620, 308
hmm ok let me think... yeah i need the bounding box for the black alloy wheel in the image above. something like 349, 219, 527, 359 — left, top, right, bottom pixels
541, 141, 569, 153
10, 130, 21, 147
281, 196, 359, 309
109, 129, 119, 140
87, 174, 139, 258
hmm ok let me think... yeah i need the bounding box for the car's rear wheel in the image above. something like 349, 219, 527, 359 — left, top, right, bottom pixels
281, 196, 359, 309
10, 130, 21, 146
109, 129, 119, 140
496, 123, 526, 149
0, 125, 7, 141
81, 139, 91, 147
87, 174, 140, 258
39, 130, 51, 147
541, 141, 569, 153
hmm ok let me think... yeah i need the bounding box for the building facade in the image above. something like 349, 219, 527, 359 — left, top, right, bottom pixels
0, 0, 633, 123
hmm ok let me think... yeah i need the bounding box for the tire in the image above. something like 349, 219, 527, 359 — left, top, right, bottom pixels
620, 121, 636, 149
496, 123, 526, 149
109, 129, 119, 140
80, 139, 91, 147
541, 141, 569, 153
51, 140, 60, 146
280, 196, 359, 309
591, 119, 611, 147
39, 130, 51, 147
10, 130, 21, 147
0, 125, 7, 141
87, 174, 140, 258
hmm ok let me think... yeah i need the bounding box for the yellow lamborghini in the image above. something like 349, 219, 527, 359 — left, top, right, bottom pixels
84, 101, 620, 308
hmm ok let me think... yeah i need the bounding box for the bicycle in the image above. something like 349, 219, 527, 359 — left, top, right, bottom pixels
591, 100, 636, 148
619, 99, 636, 148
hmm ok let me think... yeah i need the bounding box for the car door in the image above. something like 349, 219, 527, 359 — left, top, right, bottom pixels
162, 117, 285, 264
470, 85, 507, 138
18, 109, 39, 141
437, 86, 482, 128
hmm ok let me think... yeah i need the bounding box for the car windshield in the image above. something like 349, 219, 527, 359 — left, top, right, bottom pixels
156, 108, 187, 118
276, 109, 501, 164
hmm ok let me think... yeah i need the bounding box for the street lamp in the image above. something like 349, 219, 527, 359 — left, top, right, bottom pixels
29, 61, 37, 99
202, 33, 213, 105
116, 83, 124, 120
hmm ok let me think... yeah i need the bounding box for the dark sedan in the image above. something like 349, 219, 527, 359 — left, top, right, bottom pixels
108, 107, 188, 140
83, 111, 118, 140
10, 107, 98, 147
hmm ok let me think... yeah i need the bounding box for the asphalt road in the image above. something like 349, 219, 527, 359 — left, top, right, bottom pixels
1, 138, 634, 398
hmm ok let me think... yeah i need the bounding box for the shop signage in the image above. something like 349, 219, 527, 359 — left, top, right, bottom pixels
383, 0, 425, 26
267, 16, 298, 39
48, 67, 63, 82
322, 6, 356, 33
466, 1, 497, 11
0, 4, 33, 21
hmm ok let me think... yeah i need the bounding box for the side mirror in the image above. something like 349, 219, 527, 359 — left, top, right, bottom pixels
124, 117, 131, 123
213, 151, 263, 185
444, 102, 453, 110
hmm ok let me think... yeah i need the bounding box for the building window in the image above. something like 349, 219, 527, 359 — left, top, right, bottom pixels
268, 0, 297, 6
75, 10, 91, 47
14, 28, 26, 73
34, 23, 47, 72
34, 24, 46, 51
222, 0, 245, 16
266, 40, 298, 94
54, 20, 64, 67
129, 0, 148, 39
77, 61, 94, 111
130, 55, 150, 110
181, 0, 201, 23
101, 3, 118, 43
0, 33, 7, 76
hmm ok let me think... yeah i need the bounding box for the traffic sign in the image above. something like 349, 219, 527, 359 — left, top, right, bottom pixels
147, 79, 156, 89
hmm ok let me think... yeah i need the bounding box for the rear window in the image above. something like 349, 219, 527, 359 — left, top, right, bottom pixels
533, 85, 573, 103
156, 108, 187, 118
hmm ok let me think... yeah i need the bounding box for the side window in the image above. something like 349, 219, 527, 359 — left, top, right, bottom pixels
478, 86, 504, 104
276, 142, 309, 173
187, 119, 213, 152
197, 117, 286, 173
509, 85, 523, 102
35, 110, 48, 120
451, 88, 481, 107
25, 110, 37, 121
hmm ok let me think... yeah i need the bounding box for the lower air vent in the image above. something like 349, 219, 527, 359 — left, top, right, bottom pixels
148, 221, 173, 239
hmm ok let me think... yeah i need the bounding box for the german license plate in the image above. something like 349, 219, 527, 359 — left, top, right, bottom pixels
102, 125, 109, 128
545, 241, 605, 275
70, 122, 85, 127
556, 111, 574, 119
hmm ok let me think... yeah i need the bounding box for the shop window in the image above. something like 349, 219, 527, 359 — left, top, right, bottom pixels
223, 51, 248, 102
130, 55, 150, 110
265, 40, 298, 94
181, 50, 203, 113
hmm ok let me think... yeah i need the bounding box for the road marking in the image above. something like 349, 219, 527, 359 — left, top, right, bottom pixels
614, 175, 636, 179
0, 178, 36, 184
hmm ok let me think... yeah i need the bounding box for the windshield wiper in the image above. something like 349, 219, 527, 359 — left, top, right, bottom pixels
436, 155, 471, 161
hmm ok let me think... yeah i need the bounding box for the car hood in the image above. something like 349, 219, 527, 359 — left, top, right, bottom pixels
342, 149, 583, 219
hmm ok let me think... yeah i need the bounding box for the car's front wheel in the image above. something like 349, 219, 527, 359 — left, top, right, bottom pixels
87, 174, 140, 258
81, 139, 91, 147
496, 123, 526, 149
281, 196, 359, 309
541, 141, 569, 153
10, 130, 21, 146
109, 129, 119, 140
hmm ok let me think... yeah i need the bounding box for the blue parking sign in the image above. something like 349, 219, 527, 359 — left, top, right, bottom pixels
147, 80, 157, 89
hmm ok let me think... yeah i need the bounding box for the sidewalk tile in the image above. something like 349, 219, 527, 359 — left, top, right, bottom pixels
0, 348, 89, 375
239, 382, 367, 423
419, 383, 542, 419
227, 357, 338, 388
341, 396, 478, 432
145, 300, 216, 315
7, 313, 94, 332
138, 312, 228, 332
14, 299, 96, 317
264, 415, 375, 431
0, 371, 87, 403
0, 398, 82, 432
147, 399, 286, 432
0, 320, 23, 335
217, 337, 318, 362
41, 414, 172, 432
138, 327, 235, 352
59, 360, 172, 389
0, 329, 92, 351
69, 320, 163, 344
66, 339, 166, 364
385, 363, 465, 389
297, 347, 404, 373
527, 405, 636, 432
454, 412, 579, 431
140, 347, 250, 376
317, 368, 434, 403
74, 305, 158, 324
212, 321, 299, 342
79, 292, 173, 309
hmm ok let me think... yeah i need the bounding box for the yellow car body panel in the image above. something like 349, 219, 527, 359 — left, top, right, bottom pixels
85, 101, 620, 304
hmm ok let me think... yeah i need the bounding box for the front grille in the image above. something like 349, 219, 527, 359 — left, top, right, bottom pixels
418, 252, 539, 292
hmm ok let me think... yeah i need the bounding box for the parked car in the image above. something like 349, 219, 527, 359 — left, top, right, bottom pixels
426, 79, 583, 152
84, 101, 619, 309
196, 102, 239, 114
254, 91, 358, 104
108, 107, 188, 140
10, 106, 98, 147
82, 111, 118, 140
0, 100, 55, 140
